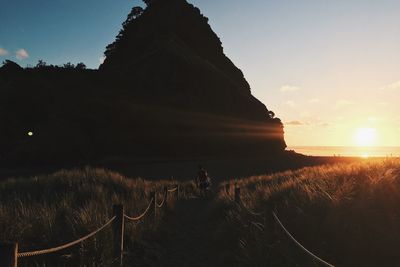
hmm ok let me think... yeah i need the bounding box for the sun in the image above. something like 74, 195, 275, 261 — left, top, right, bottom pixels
354, 128, 376, 147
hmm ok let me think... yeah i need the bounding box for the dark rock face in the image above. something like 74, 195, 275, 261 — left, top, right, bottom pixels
0, 0, 285, 166
99, 0, 286, 156
101, 0, 261, 119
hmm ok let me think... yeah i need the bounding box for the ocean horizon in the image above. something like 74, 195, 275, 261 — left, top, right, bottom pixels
287, 146, 400, 157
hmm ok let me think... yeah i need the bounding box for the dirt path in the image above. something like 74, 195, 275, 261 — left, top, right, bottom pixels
130, 196, 240, 266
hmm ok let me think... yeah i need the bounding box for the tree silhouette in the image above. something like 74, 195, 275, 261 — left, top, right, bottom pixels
36, 60, 47, 68
63, 62, 75, 69
75, 62, 87, 70
130, 6, 144, 20
143, 0, 155, 7
267, 111, 275, 119
105, 6, 144, 58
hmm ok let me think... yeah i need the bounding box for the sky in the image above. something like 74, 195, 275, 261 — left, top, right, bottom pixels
1, 0, 400, 147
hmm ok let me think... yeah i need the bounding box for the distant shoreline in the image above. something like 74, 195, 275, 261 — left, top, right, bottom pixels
287, 146, 400, 157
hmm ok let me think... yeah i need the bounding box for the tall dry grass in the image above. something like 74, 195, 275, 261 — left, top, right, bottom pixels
220, 158, 400, 266
0, 167, 193, 266
3, 160, 400, 266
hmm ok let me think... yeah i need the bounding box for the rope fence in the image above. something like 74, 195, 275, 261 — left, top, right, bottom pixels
156, 191, 167, 208
17, 216, 116, 258
272, 211, 335, 267
0, 185, 180, 267
167, 187, 178, 193
2, 182, 333, 266
231, 186, 335, 267
124, 197, 154, 222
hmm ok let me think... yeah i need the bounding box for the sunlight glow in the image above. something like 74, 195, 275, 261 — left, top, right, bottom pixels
354, 128, 376, 147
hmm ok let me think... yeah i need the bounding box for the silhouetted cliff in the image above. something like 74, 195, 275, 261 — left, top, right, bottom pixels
0, 0, 285, 166
101, 0, 266, 120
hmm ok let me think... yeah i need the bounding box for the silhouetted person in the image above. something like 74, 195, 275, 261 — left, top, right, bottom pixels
197, 165, 211, 196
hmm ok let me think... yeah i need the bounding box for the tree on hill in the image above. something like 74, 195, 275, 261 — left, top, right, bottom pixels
143, 0, 156, 7
267, 110, 275, 119
104, 6, 145, 58
35, 60, 47, 68
75, 62, 87, 70
63, 62, 75, 69
130, 6, 144, 20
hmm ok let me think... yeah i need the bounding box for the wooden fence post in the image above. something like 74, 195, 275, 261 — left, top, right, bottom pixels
150, 191, 156, 220
0, 242, 18, 267
234, 187, 241, 204
164, 186, 169, 211
225, 184, 230, 195
112, 204, 124, 267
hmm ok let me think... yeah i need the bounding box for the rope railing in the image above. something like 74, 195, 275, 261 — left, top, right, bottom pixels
272, 212, 335, 267
231, 186, 335, 267
156, 191, 167, 208
167, 187, 178, 193
1, 185, 181, 267
124, 198, 154, 222
18, 216, 116, 258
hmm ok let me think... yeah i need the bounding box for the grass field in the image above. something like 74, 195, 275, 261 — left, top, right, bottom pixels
220, 158, 400, 266
0, 167, 193, 266
1, 159, 400, 266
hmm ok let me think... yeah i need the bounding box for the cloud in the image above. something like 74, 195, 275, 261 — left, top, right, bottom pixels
380, 81, 400, 91
308, 98, 320, 104
335, 99, 354, 109
280, 85, 300, 92
0, 47, 8, 56
285, 120, 304, 126
16, 49, 29, 60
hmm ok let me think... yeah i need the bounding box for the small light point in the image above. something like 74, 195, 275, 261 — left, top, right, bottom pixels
28, 131, 33, 137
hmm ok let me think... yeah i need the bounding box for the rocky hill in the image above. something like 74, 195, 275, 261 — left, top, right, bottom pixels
0, 0, 285, 166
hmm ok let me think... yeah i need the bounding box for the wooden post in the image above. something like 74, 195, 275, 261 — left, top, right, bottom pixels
225, 184, 230, 195
234, 187, 241, 204
150, 191, 156, 220
177, 184, 180, 200
112, 204, 124, 267
0, 242, 18, 267
164, 186, 169, 211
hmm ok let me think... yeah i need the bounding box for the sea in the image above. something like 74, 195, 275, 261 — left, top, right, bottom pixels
287, 146, 400, 158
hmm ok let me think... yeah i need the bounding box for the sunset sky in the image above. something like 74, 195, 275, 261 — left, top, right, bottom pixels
1, 0, 399, 147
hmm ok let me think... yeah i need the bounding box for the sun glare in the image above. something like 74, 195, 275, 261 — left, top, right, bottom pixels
354, 128, 376, 147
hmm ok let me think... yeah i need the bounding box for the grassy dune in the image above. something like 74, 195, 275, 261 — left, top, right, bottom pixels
0, 167, 193, 266
2, 159, 400, 266
220, 158, 400, 266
